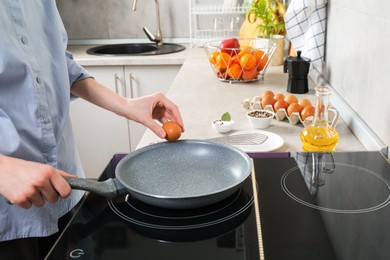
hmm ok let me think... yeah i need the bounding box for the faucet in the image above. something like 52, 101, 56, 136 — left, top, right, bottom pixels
132, 0, 163, 48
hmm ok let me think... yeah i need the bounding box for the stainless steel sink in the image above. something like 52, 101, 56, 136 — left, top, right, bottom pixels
86, 43, 185, 56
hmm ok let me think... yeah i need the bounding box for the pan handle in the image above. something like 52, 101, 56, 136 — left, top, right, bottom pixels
64, 177, 128, 199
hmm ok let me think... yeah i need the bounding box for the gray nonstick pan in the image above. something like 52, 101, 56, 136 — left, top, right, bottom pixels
65, 140, 252, 209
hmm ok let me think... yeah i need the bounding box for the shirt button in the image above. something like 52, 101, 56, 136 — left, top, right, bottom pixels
36, 77, 42, 84
47, 156, 55, 162
41, 117, 49, 124
21, 35, 28, 44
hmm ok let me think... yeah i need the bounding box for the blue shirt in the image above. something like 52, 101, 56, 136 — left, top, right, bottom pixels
0, 0, 90, 241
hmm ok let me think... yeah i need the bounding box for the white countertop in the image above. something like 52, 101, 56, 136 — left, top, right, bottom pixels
69, 44, 365, 153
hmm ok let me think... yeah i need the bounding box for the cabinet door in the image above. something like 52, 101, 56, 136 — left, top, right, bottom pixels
124, 65, 181, 150
70, 66, 131, 179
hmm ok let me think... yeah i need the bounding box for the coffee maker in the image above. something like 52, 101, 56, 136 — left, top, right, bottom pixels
283, 51, 311, 94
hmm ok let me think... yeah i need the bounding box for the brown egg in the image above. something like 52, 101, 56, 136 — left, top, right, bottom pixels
287, 103, 303, 117
298, 98, 312, 108
273, 100, 289, 112
261, 95, 276, 108
261, 90, 275, 100
274, 93, 285, 101
162, 121, 182, 141
284, 94, 298, 105
301, 105, 315, 121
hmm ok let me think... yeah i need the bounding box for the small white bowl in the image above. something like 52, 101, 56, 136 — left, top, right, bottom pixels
246, 110, 275, 129
212, 119, 234, 133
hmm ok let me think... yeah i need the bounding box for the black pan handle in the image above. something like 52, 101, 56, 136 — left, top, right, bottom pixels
64, 177, 128, 199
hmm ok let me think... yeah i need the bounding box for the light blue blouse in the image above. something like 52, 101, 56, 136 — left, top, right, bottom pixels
0, 0, 90, 241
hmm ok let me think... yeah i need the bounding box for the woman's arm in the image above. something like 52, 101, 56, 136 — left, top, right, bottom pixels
70, 77, 184, 139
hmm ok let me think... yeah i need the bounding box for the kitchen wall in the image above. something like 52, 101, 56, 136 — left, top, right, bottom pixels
56, 0, 190, 40
324, 0, 389, 151
57, 0, 389, 152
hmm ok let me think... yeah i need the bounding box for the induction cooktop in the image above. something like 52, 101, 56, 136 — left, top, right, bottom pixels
46, 151, 390, 260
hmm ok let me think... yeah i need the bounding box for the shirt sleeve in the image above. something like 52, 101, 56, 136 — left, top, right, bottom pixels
59, 14, 92, 86
66, 50, 92, 85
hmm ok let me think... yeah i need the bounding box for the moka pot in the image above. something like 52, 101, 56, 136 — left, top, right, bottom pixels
283, 51, 311, 94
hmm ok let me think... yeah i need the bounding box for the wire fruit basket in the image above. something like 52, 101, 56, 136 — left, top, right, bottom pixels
204, 38, 276, 83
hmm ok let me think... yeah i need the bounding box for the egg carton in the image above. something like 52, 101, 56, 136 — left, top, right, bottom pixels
242, 96, 337, 127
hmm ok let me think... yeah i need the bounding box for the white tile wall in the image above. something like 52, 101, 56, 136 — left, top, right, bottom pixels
326, 0, 390, 150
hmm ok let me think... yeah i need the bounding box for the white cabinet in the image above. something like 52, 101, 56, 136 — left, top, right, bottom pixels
70, 66, 130, 179
70, 65, 181, 178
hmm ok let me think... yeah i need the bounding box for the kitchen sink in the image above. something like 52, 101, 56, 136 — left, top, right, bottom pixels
86, 43, 185, 56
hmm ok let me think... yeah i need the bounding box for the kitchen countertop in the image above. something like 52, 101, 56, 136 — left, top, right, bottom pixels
69, 44, 365, 152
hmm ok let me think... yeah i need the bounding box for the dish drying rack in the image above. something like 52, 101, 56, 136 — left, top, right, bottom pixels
189, 0, 250, 47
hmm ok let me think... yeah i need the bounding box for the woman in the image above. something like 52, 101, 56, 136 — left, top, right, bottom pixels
0, 1, 184, 258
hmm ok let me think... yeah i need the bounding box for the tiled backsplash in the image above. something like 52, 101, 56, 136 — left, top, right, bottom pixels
324, 0, 389, 152
57, 0, 389, 152
56, 0, 190, 40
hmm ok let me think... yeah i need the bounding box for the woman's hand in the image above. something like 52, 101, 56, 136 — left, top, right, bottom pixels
0, 155, 73, 209
121, 92, 184, 139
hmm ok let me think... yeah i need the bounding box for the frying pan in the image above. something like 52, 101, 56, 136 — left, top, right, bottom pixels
65, 140, 252, 209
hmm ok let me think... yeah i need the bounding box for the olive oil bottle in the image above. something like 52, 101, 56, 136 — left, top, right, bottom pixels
300, 86, 339, 152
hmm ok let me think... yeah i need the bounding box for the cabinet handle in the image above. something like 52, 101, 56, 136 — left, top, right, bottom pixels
114, 73, 120, 94
128, 73, 135, 98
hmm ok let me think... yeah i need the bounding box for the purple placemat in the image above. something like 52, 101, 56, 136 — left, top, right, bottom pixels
248, 152, 290, 158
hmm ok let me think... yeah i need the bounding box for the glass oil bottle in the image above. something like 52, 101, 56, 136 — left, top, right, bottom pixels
300, 86, 340, 152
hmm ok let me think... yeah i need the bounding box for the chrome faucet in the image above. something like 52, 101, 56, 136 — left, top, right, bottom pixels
132, 0, 163, 48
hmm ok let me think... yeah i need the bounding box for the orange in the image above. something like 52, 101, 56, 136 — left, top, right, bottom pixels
215, 66, 227, 79
240, 53, 256, 70
216, 52, 231, 70
231, 54, 240, 65
227, 63, 242, 79
253, 49, 268, 71
242, 68, 258, 81
238, 46, 253, 57
209, 51, 219, 65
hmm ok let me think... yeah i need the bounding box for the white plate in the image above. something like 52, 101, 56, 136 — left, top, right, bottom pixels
230, 129, 284, 152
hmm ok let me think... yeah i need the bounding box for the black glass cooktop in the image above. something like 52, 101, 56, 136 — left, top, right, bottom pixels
46, 151, 390, 260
